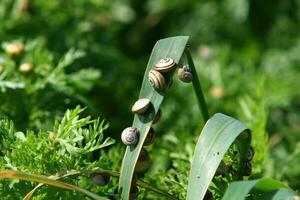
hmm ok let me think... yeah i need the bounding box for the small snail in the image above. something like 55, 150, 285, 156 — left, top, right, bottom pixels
148, 69, 167, 90
121, 127, 139, 146
238, 131, 249, 140
5, 42, 24, 57
19, 63, 33, 73
178, 64, 193, 83
247, 146, 255, 161
131, 98, 151, 114
204, 190, 213, 200
243, 161, 252, 176
129, 185, 138, 200
166, 77, 173, 89
143, 127, 155, 146
215, 161, 228, 176
135, 148, 150, 173
90, 172, 110, 186
152, 109, 162, 124
154, 58, 175, 73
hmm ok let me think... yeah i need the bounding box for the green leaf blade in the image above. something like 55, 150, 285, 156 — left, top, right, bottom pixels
118, 36, 189, 200
222, 178, 297, 200
186, 113, 251, 200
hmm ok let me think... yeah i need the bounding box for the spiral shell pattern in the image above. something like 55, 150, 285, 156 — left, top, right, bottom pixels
148, 69, 167, 90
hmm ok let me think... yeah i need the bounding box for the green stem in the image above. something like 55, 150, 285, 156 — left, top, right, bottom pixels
184, 49, 209, 122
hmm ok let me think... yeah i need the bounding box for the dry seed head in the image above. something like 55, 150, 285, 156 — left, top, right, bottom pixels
121, 127, 139, 146
131, 98, 151, 114
154, 57, 175, 73
5, 43, 24, 57
49, 132, 57, 140
19, 63, 33, 73
148, 69, 167, 90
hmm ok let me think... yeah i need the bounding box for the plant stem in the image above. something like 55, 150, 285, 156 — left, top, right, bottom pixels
184, 49, 209, 122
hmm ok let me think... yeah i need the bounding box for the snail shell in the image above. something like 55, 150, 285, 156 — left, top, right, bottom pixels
90, 173, 110, 186
152, 109, 162, 124
243, 161, 252, 176
148, 69, 167, 90
135, 148, 150, 173
154, 58, 175, 73
143, 127, 155, 146
247, 146, 255, 161
129, 185, 138, 200
121, 127, 139, 146
131, 98, 151, 114
178, 65, 193, 83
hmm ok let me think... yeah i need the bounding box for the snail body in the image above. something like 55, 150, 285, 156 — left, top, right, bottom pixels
121, 127, 139, 146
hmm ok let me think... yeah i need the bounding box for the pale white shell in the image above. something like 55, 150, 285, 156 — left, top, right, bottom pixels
121, 127, 139, 146
131, 98, 150, 114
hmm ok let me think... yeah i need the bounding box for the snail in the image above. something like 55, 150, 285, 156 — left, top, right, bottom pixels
90, 172, 110, 186
154, 58, 175, 73
215, 160, 229, 176
143, 127, 155, 146
135, 148, 150, 173
152, 109, 162, 124
238, 131, 249, 140
5, 42, 24, 57
178, 64, 193, 83
19, 63, 33, 73
131, 98, 151, 114
166, 77, 173, 89
243, 161, 252, 176
129, 185, 138, 200
148, 69, 167, 90
247, 146, 255, 161
121, 127, 139, 146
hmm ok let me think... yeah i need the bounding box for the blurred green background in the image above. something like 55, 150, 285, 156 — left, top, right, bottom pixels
1, 0, 300, 193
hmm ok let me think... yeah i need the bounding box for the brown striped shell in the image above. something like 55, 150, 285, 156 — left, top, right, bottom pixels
154, 58, 175, 73
148, 69, 167, 90
178, 64, 193, 83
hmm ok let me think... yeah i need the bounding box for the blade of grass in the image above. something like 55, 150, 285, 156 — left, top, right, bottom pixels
257, 188, 298, 200
23, 168, 176, 200
118, 36, 189, 200
186, 113, 251, 200
222, 178, 297, 200
0, 170, 106, 200
184, 49, 209, 122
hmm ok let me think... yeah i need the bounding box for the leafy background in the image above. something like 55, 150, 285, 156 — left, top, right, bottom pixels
0, 0, 300, 199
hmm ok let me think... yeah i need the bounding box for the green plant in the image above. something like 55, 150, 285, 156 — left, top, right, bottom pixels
0, 36, 299, 200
